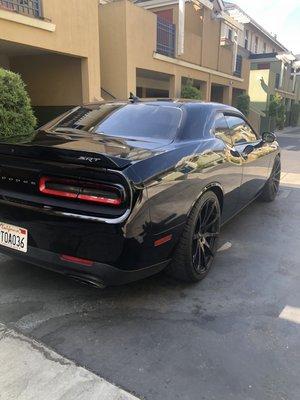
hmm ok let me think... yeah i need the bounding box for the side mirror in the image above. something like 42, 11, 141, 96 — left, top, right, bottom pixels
262, 131, 276, 143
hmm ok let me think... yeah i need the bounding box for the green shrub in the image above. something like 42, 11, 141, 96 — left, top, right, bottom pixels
0, 68, 36, 139
276, 102, 286, 130
235, 94, 250, 116
268, 93, 286, 130
181, 79, 202, 100
291, 103, 300, 127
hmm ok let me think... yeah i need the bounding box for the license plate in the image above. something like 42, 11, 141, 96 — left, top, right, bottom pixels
0, 222, 28, 253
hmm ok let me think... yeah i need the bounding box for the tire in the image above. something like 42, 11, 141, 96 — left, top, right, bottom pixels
167, 191, 221, 283
259, 156, 281, 202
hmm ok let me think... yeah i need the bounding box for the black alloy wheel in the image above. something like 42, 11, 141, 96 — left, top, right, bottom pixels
270, 157, 281, 197
260, 156, 281, 202
192, 197, 220, 274
168, 191, 221, 283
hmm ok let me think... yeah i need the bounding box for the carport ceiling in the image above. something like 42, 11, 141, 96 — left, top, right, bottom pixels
0, 39, 52, 56
136, 68, 171, 81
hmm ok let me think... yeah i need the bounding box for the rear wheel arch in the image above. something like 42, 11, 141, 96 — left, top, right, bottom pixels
188, 183, 224, 218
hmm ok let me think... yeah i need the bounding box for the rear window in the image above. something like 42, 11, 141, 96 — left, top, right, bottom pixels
55, 103, 183, 142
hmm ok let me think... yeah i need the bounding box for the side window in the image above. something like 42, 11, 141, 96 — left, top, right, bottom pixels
225, 116, 258, 145
213, 113, 232, 146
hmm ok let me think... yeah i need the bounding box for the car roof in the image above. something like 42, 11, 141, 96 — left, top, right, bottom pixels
87, 99, 241, 115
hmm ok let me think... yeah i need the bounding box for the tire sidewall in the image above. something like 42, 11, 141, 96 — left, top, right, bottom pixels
185, 191, 221, 281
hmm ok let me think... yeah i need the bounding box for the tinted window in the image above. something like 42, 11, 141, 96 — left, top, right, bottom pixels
213, 113, 232, 146
225, 116, 258, 145
55, 103, 183, 142
180, 105, 208, 140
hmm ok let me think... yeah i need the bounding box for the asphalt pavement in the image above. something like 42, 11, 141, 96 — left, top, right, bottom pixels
0, 128, 299, 400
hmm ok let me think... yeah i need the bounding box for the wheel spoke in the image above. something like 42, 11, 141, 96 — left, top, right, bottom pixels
204, 232, 219, 239
205, 215, 219, 229
203, 239, 214, 257
191, 197, 220, 274
193, 244, 200, 269
200, 246, 207, 270
201, 202, 216, 227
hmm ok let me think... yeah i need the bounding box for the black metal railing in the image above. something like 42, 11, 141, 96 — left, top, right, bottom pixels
157, 17, 175, 58
0, 0, 42, 18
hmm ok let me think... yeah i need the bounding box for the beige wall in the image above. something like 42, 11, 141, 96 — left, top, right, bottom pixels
99, 0, 128, 100
10, 54, 82, 106
0, 0, 101, 103
202, 7, 221, 70
249, 69, 269, 111
100, 0, 248, 103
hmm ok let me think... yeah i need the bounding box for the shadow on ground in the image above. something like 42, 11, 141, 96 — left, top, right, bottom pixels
0, 182, 300, 400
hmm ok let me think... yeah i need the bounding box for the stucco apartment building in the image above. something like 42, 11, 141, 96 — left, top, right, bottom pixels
0, 0, 101, 123
225, 2, 299, 127
0, 0, 298, 129
100, 0, 250, 107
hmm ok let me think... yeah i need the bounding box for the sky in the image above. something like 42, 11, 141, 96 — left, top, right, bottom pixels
232, 0, 300, 54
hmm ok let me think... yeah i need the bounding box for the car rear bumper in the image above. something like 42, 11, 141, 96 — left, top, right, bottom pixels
0, 245, 169, 287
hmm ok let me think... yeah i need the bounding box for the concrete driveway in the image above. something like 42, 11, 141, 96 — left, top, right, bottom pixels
0, 129, 299, 400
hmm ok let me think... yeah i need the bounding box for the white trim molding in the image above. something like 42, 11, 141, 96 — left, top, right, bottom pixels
153, 52, 244, 82
217, 11, 244, 31
0, 9, 56, 32
275, 88, 296, 99
138, 0, 213, 10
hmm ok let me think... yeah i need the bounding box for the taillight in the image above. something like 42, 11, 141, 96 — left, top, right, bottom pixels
39, 176, 123, 206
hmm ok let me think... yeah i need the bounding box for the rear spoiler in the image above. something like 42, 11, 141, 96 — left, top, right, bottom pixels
0, 143, 131, 170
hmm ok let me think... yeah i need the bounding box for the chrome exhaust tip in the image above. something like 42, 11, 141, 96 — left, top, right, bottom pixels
68, 275, 106, 289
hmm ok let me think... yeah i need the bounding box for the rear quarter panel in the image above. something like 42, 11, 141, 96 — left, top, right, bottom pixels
127, 138, 241, 244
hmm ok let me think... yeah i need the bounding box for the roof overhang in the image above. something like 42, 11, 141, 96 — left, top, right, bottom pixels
225, 4, 288, 52
215, 10, 244, 31
276, 53, 296, 64
137, 0, 213, 10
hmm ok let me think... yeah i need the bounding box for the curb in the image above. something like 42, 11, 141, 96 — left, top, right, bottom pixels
0, 323, 141, 400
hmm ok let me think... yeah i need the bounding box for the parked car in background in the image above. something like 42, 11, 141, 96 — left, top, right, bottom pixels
0, 100, 280, 287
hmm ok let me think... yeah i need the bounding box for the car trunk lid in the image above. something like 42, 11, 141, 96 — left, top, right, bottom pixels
0, 129, 167, 170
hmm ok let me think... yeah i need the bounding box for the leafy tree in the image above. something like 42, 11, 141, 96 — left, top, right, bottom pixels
235, 94, 250, 116
0, 68, 36, 138
276, 102, 286, 130
181, 79, 202, 100
268, 93, 285, 130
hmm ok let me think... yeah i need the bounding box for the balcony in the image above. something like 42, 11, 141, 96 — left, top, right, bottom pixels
156, 17, 175, 58
220, 37, 234, 47
0, 0, 42, 18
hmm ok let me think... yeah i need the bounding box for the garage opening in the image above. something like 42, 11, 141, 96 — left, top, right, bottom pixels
0, 39, 85, 126
136, 68, 172, 98
232, 88, 246, 108
181, 77, 206, 99
210, 84, 224, 103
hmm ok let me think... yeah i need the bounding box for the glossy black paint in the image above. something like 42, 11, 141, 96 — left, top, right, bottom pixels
0, 101, 280, 286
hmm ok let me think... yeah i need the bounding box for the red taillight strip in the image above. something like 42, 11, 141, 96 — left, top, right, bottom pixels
77, 193, 122, 206
39, 176, 123, 206
39, 177, 78, 199
60, 254, 94, 267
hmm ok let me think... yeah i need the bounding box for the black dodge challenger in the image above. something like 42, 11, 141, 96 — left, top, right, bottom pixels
0, 100, 280, 287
